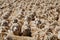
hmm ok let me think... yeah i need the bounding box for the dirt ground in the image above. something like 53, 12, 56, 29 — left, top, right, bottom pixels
0, 0, 60, 40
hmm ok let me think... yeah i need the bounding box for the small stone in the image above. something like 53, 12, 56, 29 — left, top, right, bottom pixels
2, 20, 8, 26
12, 23, 21, 35
13, 19, 18, 23
22, 28, 32, 37
58, 31, 60, 39
6, 36, 13, 40
50, 35, 58, 40
56, 8, 60, 13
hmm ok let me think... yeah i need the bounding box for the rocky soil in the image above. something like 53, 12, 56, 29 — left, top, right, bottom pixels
0, 0, 60, 40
